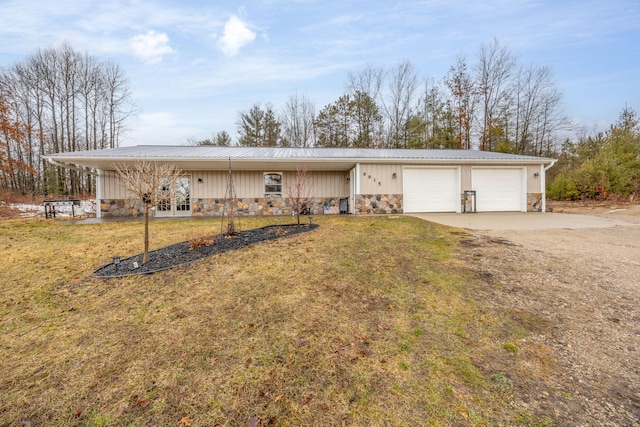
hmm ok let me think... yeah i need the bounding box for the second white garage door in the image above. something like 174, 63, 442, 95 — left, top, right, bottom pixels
472, 168, 524, 212
403, 167, 459, 213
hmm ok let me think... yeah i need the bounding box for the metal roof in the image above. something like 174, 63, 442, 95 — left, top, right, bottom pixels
45, 146, 556, 171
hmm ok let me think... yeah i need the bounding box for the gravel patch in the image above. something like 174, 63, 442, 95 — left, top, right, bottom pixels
457, 205, 640, 426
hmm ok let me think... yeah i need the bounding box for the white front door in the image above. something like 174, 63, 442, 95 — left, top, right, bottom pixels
156, 176, 192, 217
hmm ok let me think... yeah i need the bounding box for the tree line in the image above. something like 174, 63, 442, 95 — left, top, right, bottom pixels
1, 40, 636, 201
198, 39, 566, 158
0, 43, 134, 196
549, 107, 640, 201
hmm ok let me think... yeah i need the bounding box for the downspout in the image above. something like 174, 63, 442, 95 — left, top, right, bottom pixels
542, 160, 557, 212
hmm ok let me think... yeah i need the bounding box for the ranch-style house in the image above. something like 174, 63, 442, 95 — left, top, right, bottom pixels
45, 146, 556, 219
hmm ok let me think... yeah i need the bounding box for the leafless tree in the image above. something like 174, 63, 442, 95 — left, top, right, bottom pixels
444, 55, 477, 149
281, 92, 316, 147
0, 43, 134, 195
383, 60, 418, 148
510, 64, 566, 155
347, 63, 384, 103
475, 38, 516, 151
114, 160, 182, 264
285, 166, 313, 225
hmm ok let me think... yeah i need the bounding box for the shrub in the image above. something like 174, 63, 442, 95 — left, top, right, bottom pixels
547, 173, 580, 200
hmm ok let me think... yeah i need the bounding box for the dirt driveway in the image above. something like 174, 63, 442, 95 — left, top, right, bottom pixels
415, 204, 640, 426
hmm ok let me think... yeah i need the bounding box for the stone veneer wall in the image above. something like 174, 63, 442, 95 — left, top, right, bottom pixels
355, 194, 403, 214
192, 197, 345, 216
527, 193, 543, 212
103, 194, 541, 216
101, 199, 146, 217
100, 197, 347, 217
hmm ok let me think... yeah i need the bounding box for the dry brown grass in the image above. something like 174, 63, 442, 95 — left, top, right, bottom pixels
0, 216, 552, 426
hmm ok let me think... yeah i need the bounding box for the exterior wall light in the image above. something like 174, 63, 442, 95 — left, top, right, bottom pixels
392, 172, 398, 178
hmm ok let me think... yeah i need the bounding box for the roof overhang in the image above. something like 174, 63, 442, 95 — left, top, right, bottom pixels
44, 146, 557, 172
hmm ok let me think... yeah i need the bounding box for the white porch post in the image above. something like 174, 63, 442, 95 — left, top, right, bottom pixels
96, 170, 103, 219
540, 163, 546, 213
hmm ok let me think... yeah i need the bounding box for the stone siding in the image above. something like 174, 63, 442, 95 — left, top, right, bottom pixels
192, 197, 345, 216
100, 197, 347, 217
100, 199, 146, 218
355, 194, 403, 214
527, 193, 544, 212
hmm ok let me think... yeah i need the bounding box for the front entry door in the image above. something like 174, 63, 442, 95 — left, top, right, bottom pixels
156, 176, 191, 217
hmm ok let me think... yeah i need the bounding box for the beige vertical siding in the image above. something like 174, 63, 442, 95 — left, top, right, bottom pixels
101, 171, 129, 199
460, 166, 471, 190
103, 169, 349, 200
527, 165, 543, 193
286, 171, 349, 197
358, 164, 402, 194
190, 170, 349, 199
192, 171, 266, 198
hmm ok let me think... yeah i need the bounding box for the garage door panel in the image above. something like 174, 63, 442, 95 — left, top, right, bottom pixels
472, 168, 523, 212
404, 168, 459, 213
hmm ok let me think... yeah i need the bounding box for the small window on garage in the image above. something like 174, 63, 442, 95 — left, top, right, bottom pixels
264, 172, 282, 198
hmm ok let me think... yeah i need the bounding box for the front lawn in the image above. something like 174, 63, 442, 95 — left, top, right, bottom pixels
0, 216, 550, 426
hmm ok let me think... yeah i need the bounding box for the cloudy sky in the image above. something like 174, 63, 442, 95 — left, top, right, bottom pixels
0, 0, 638, 147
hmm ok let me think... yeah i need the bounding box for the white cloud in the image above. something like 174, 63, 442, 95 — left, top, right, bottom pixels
130, 30, 174, 64
217, 15, 256, 57
125, 112, 203, 146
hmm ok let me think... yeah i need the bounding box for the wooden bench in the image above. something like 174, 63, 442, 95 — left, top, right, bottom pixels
43, 200, 82, 219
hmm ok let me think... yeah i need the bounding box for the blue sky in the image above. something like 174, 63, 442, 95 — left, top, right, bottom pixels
0, 0, 638, 147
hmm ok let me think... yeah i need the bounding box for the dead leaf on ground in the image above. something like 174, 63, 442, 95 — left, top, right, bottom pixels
179, 416, 193, 427
114, 405, 125, 418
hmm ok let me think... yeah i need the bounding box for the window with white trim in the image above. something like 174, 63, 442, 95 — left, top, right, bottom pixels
264, 172, 282, 198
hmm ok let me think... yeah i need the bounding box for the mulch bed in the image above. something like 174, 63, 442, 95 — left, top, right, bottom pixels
93, 223, 319, 278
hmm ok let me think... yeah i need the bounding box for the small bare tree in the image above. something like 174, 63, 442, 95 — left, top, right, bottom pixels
285, 166, 313, 225
115, 160, 182, 264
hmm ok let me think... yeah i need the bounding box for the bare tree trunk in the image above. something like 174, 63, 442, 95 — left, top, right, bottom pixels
144, 204, 150, 264
383, 60, 418, 148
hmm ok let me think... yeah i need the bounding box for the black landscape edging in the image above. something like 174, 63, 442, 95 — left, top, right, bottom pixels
93, 223, 319, 279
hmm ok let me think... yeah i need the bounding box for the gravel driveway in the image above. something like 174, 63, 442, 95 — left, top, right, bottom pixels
415, 204, 640, 426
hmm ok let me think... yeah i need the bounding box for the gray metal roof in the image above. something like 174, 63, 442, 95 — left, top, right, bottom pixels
45, 145, 555, 171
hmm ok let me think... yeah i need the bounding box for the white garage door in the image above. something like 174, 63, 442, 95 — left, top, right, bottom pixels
403, 167, 459, 213
472, 168, 524, 212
